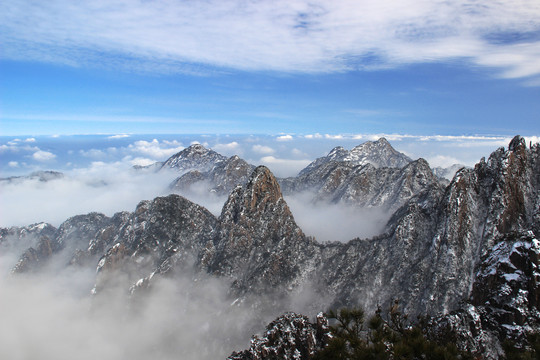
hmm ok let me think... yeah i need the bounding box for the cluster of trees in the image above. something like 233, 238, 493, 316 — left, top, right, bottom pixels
314, 300, 473, 360
314, 301, 540, 360
503, 335, 540, 360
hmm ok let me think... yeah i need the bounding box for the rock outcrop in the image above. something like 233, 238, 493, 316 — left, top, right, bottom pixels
228, 312, 330, 360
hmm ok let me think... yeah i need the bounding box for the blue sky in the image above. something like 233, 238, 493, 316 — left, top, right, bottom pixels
1, 0, 539, 137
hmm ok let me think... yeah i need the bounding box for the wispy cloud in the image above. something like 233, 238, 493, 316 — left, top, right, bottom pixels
252, 145, 275, 155
108, 134, 130, 139
259, 156, 311, 177
128, 139, 184, 160
213, 141, 241, 156
32, 150, 56, 162
276, 135, 294, 142
1, 0, 539, 80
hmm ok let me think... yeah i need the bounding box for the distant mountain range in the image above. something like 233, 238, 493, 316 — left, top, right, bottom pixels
0, 170, 64, 184
165, 138, 461, 212
1, 136, 538, 359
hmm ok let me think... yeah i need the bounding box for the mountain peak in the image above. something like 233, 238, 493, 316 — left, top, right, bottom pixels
508, 135, 526, 152
161, 143, 227, 172
211, 165, 306, 291
376, 137, 390, 145
298, 138, 412, 176
229, 165, 284, 216
218, 165, 297, 241
184, 143, 206, 153
347, 138, 412, 168
179, 143, 210, 156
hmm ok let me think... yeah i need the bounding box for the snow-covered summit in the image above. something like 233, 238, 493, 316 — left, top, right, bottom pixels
161, 143, 227, 173
299, 138, 412, 176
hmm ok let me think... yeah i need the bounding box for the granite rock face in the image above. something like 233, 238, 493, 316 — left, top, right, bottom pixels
161, 143, 227, 173
280, 157, 439, 213
298, 138, 412, 176
170, 155, 255, 196
228, 312, 330, 360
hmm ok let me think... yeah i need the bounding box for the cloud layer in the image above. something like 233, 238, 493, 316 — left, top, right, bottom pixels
2, 134, 538, 227
2, 0, 540, 80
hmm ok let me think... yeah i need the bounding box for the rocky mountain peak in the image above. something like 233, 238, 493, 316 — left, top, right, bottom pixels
351, 137, 391, 151
161, 143, 227, 172
218, 165, 296, 235
244, 166, 284, 213
299, 138, 412, 177
508, 135, 526, 152
209, 166, 307, 288
348, 137, 412, 168
187, 143, 205, 152
327, 146, 348, 159
229, 312, 330, 360
170, 154, 256, 196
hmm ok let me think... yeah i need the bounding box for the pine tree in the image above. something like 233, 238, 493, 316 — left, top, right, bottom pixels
315, 300, 473, 360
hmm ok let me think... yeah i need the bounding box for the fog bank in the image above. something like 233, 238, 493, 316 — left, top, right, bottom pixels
285, 192, 391, 242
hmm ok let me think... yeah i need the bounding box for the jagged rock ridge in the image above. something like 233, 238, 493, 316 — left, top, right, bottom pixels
158, 139, 434, 213
228, 312, 330, 360
298, 137, 412, 176
280, 157, 439, 212
170, 155, 255, 196
0, 170, 64, 184
161, 143, 227, 173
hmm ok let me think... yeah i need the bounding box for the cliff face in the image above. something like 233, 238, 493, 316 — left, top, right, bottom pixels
171, 155, 255, 196
205, 166, 313, 297
298, 138, 412, 177
228, 312, 330, 360
280, 157, 439, 213
161, 143, 227, 173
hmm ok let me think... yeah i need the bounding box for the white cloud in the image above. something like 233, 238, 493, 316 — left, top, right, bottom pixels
80, 149, 107, 158
108, 134, 130, 139
291, 148, 307, 158
252, 144, 275, 155
286, 193, 391, 242
276, 135, 293, 142
213, 141, 240, 155
128, 157, 156, 167
324, 134, 343, 140
353, 134, 416, 142
425, 155, 463, 169
0, 161, 178, 227
32, 150, 56, 161
190, 141, 210, 147
128, 139, 184, 160
163, 140, 182, 146
8, 161, 18, 168
304, 133, 323, 139
259, 156, 311, 177
2, 0, 540, 80
524, 136, 540, 145
24, 137, 36, 142
0, 264, 264, 360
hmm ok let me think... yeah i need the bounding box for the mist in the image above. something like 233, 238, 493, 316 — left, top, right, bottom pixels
0, 234, 329, 360
0, 163, 178, 227
285, 192, 392, 242
170, 180, 228, 217
0, 253, 270, 360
